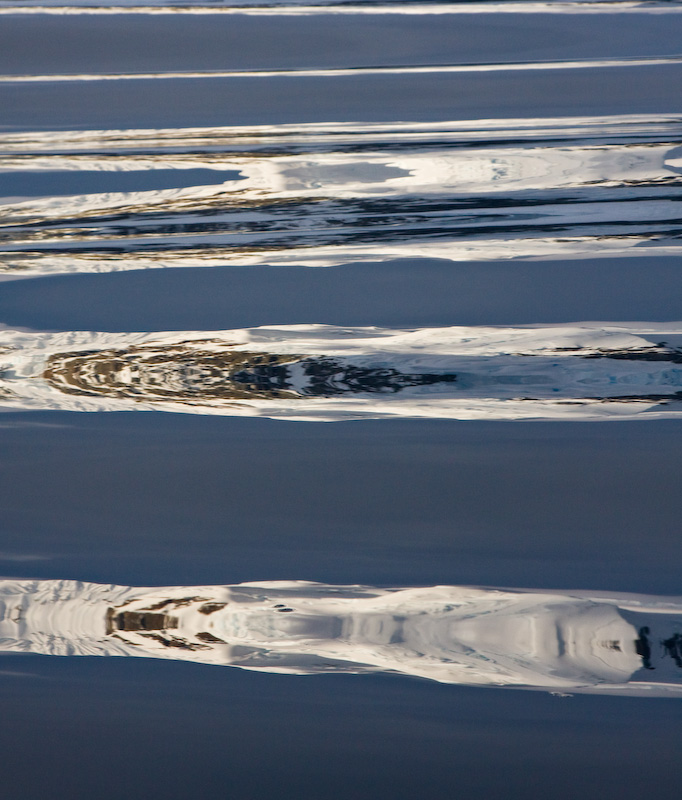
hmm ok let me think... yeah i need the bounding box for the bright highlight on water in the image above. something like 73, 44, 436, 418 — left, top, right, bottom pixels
2, 322, 682, 420
1, 114, 681, 277
2, 577, 680, 697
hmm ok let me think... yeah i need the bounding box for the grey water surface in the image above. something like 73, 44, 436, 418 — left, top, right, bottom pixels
0, 2, 681, 799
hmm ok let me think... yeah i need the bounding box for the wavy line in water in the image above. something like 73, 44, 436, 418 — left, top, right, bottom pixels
3, 55, 682, 82
2, 2, 681, 16
1, 115, 681, 276
1, 577, 680, 696
3, 322, 682, 420
2, 114, 680, 151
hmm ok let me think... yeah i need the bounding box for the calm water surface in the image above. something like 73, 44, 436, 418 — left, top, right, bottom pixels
0, 2, 681, 798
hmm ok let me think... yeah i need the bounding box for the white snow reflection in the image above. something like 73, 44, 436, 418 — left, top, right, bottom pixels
1, 577, 680, 696
1, 114, 681, 277
2, 322, 682, 420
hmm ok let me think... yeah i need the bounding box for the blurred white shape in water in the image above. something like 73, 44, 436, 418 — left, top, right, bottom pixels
2, 2, 682, 16
1, 114, 681, 277
0, 577, 680, 696
1, 322, 682, 420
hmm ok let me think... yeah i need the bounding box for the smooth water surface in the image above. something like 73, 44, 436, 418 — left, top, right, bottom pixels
1, 2, 681, 798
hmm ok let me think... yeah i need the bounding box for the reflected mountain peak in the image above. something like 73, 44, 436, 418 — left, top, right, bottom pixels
1, 577, 680, 697
2, 322, 682, 420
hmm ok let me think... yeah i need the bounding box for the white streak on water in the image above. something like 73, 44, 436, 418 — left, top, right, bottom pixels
2, 3, 682, 16
1, 114, 678, 151
3, 55, 682, 82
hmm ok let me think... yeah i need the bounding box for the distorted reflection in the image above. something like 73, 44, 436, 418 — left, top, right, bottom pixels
2, 3, 680, 16
1, 577, 680, 697
2, 322, 682, 420
1, 114, 681, 276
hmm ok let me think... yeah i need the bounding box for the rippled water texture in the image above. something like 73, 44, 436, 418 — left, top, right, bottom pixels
4, 322, 682, 419
1, 115, 681, 275
1, 3, 682, 799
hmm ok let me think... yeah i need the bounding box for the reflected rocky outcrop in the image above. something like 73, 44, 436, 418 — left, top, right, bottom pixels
1, 114, 681, 276
42, 344, 458, 401
1, 577, 680, 696
2, 322, 682, 420
44, 344, 304, 402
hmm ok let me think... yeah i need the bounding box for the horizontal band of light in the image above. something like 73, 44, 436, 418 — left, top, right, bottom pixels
1, 2, 682, 15
2, 55, 682, 83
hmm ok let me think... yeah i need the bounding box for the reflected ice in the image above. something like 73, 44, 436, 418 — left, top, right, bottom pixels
1, 114, 681, 276
1, 577, 680, 697
3, 2, 682, 15
2, 322, 682, 420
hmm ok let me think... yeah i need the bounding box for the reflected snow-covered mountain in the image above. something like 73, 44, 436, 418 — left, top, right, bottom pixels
1, 114, 681, 277
1, 577, 680, 696
2, 322, 682, 420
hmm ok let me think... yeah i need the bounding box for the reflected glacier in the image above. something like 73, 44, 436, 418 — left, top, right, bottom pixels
2, 322, 682, 420
1, 578, 680, 697
1, 114, 681, 277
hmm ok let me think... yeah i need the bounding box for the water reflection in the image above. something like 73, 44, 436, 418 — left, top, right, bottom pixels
3, 2, 682, 16
0, 168, 243, 198
1, 577, 680, 696
2, 322, 682, 420
1, 114, 681, 276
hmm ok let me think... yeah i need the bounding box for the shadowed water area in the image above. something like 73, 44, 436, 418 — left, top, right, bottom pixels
1, 2, 681, 799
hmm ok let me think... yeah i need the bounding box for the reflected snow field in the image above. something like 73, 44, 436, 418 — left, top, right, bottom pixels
2, 322, 682, 419
2, 577, 680, 696
1, 115, 681, 276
